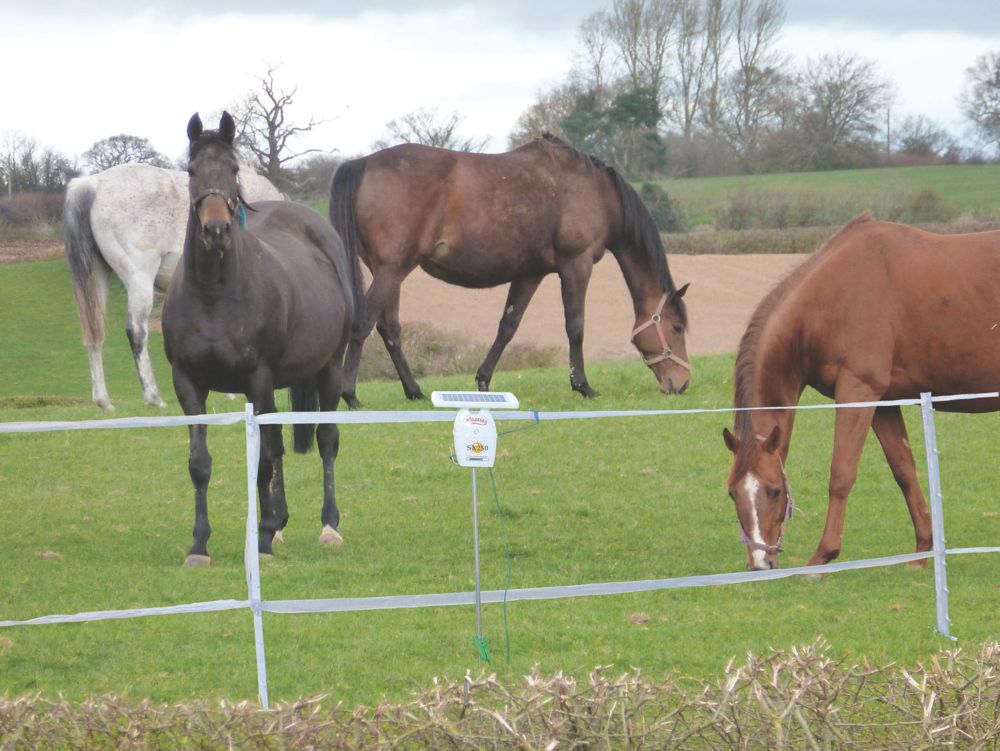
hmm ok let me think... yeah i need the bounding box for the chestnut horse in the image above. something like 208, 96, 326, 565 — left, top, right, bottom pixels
329, 134, 690, 408
163, 113, 355, 565
723, 215, 1000, 570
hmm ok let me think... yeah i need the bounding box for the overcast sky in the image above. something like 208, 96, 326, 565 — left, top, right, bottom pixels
2, 1, 998, 165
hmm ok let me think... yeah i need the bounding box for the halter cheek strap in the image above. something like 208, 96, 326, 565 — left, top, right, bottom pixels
630, 292, 691, 371
739, 434, 795, 554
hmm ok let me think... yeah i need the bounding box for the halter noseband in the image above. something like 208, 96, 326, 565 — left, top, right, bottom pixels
630, 292, 691, 371
739, 433, 795, 555
192, 188, 239, 215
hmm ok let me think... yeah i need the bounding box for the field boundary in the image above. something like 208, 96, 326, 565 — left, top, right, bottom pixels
2, 392, 998, 708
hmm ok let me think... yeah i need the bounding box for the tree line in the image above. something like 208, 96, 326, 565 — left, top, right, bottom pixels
509, 0, 1000, 179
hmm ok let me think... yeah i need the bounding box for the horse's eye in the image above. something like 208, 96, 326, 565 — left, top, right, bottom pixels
728, 488, 737, 501
769, 487, 782, 501
231, 164, 239, 175
187, 167, 194, 176
672, 323, 683, 334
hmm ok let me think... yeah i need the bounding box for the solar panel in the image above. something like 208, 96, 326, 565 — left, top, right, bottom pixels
430, 391, 520, 409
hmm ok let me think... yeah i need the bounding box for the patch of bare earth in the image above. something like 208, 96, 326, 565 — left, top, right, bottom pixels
1, 240, 805, 355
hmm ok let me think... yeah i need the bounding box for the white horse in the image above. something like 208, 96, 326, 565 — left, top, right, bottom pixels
64, 162, 282, 410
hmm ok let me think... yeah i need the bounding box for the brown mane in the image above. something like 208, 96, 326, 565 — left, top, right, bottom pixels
732, 213, 874, 435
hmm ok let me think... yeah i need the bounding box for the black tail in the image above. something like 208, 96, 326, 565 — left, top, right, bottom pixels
64, 179, 107, 346
290, 381, 318, 454
329, 158, 368, 342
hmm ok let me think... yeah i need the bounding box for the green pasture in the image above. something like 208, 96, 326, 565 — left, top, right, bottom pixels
1, 259, 998, 708
661, 163, 1000, 227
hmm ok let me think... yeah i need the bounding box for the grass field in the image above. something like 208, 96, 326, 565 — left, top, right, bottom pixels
1, 258, 999, 709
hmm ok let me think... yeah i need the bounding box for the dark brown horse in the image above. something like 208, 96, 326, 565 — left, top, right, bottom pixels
723, 215, 1000, 570
163, 112, 356, 565
329, 134, 690, 408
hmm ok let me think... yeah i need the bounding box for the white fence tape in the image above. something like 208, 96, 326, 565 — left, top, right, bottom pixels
1, 391, 997, 710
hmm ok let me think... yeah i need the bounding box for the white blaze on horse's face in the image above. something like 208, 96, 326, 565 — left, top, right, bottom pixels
724, 427, 788, 571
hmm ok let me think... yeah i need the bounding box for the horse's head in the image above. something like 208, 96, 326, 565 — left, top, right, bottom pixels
722, 424, 794, 570
631, 283, 690, 394
186, 112, 242, 252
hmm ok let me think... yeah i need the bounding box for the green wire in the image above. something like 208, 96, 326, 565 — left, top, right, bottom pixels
488, 466, 513, 665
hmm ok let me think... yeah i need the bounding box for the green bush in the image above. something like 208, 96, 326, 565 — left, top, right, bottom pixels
639, 181, 686, 232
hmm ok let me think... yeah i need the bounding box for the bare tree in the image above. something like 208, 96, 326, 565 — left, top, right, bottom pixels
372, 108, 490, 152
793, 52, 894, 169
699, 0, 735, 135
727, 0, 786, 159
607, 0, 680, 94
232, 63, 328, 185
960, 50, 1000, 154
83, 134, 171, 173
1, 132, 77, 196
894, 115, 951, 159
575, 10, 615, 94
508, 83, 582, 147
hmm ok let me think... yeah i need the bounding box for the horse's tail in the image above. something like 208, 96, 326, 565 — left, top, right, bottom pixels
329, 158, 368, 341
63, 178, 108, 346
290, 381, 318, 454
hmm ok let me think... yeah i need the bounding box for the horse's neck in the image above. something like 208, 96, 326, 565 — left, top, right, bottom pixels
611, 243, 665, 315
183, 219, 244, 295
734, 326, 803, 447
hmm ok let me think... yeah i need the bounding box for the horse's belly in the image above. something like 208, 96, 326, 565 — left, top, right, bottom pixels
419, 245, 553, 288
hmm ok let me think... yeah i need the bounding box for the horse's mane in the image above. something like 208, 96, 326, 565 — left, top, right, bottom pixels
732, 213, 874, 434
531, 133, 684, 323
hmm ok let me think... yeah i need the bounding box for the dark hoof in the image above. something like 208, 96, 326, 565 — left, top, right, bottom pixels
405, 390, 426, 401
343, 393, 362, 410
573, 385, 599, 399
476, 376, 491, 392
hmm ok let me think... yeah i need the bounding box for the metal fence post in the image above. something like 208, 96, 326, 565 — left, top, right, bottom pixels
244, 403, 271, 707
920, 392, 955, 641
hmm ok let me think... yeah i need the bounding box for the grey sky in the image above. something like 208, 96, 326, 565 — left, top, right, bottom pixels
2, 2, 998, 160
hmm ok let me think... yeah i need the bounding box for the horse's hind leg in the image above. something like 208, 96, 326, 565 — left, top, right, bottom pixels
342, 268, 408, 408
871, 405, 932, 566
316, 362, 344, 546
74, 263, 114, 410
476, 276, 543, 391
124, 279, 167, 407
372, 274, 424, 401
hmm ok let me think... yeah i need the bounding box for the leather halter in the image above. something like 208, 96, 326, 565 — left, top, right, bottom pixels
192, 188, 238, 215
739, 434, 795, 555
630, 292, 691, 371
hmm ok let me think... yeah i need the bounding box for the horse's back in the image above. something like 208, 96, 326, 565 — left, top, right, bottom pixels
778, 216, 1000, 405
351, 140, 618, 284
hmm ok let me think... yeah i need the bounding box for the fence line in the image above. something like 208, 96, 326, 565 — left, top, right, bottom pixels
1, 392, 997, 709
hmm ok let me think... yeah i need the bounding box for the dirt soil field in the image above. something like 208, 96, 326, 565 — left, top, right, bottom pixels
5, 241, 805, 356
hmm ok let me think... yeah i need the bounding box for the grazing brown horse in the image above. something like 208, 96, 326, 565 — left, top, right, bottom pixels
329, 134, 690, 408
723, 215, 1000, 570
163, 112, 355, 565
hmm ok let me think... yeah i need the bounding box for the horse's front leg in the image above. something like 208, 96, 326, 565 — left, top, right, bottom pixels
808, 380, 879, 566
316, 361, 345, 546
558, 257, 597, 398
249, 384, 281, 556
172, 367, 211, 566
476, 276, 543, 391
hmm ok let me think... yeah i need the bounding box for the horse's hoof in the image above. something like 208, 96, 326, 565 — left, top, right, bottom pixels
259, 553, 275, 562
272, 529, 284, 544
344, 394, 362, 410
184, 554, 211, 568
319, 525, 343, 546
406, 391, 426, 402
906, 558, 929, 570
95, 398, 115, 412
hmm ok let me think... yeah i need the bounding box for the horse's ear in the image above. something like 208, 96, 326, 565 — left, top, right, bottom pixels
187, 113, 203, 143
220, 111, 236, 144
670, 283, 690, 302
722, 427, 739, 454
762, 425, 781, 453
